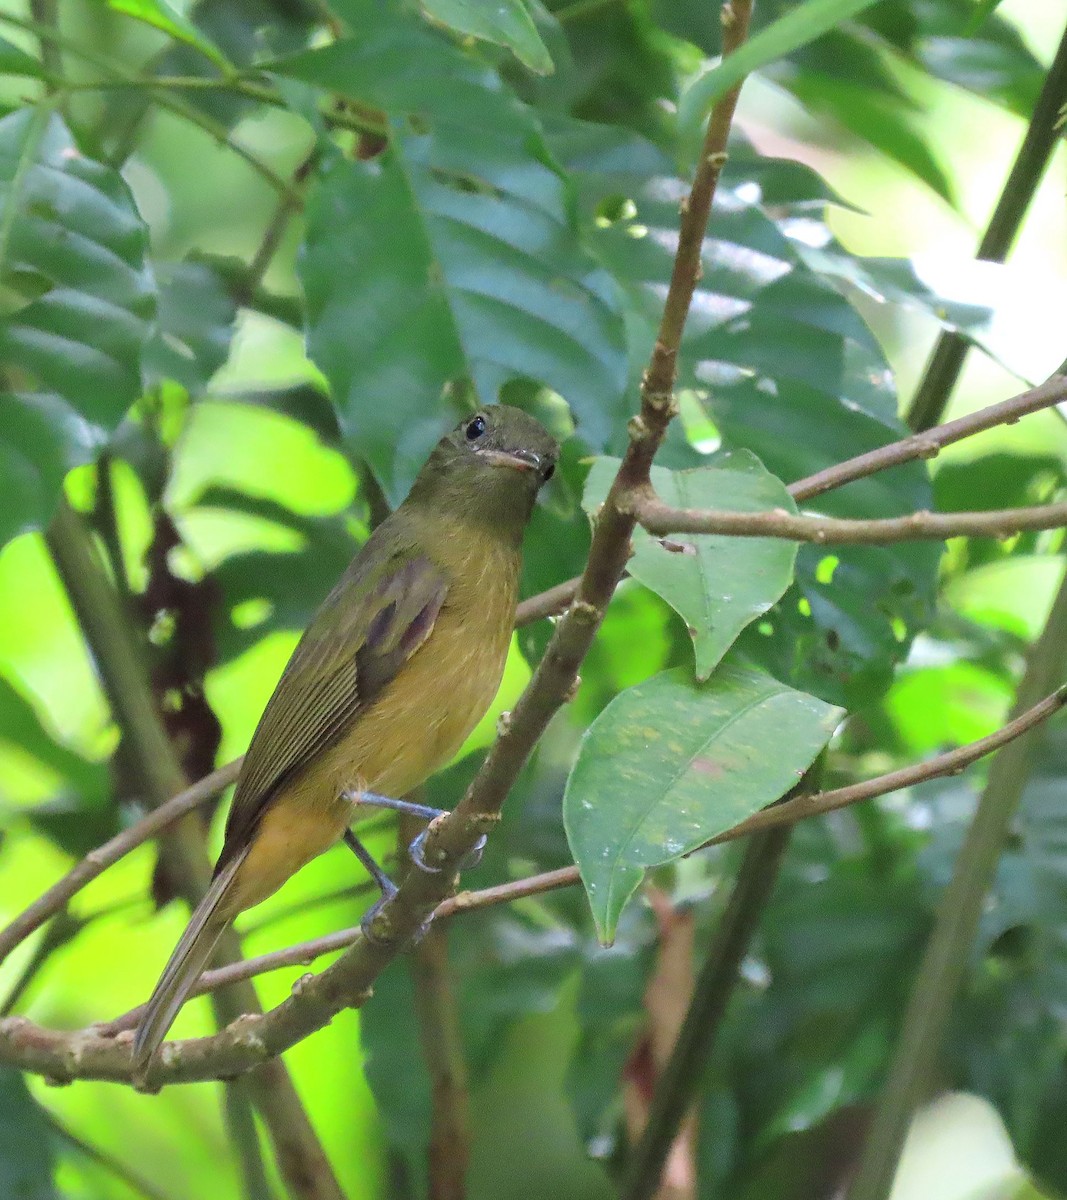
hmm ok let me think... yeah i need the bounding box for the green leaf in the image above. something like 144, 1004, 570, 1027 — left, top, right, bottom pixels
421, 0, 554, 74
287, 18, 627, 502
107, 0, 231, 69
0, 109, 156, 548
0, 36, 44, 79
583, 452, 799, 679
564, 660, 842, 942
0, 1069, 56, 1199
144, 261, 236, 393
679, 0, 885, 135
548, 117, 940, 708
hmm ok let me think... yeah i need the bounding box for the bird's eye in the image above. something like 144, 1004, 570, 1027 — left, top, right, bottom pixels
466, 415, 487, 441
542, 463, 555, 482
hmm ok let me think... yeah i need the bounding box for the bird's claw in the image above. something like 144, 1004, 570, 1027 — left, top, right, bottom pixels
408, 830, 488, 874
359, 884, 397, 945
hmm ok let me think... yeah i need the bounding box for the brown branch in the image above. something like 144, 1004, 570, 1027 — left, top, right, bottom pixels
511, 373, 1067, 630
791, 372, 1067, 502
704, 685, 1067, 845
411, 924, 470, 1200
631, 495, 1067, 545
3, 684, 1063, 1081
87, 689, 1067, 1038
0, 0, 753, 1092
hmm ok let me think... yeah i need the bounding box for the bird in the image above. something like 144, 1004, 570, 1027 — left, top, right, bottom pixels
132, 405, 559, 1073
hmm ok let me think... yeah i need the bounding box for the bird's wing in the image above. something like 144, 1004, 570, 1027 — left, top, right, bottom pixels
218, 545, 449, 865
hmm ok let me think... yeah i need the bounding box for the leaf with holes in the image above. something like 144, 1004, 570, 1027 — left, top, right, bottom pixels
564, 659, 842, 942
421, 0, 553, 74
584, 452, 799, 679
0, 109, 156, 548
280, 8, 627, 502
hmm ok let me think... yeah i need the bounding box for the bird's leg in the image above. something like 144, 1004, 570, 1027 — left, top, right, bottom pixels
341, 789, 487, 874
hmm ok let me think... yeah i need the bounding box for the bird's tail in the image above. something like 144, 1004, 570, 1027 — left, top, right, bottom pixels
132, 846, 249, 1077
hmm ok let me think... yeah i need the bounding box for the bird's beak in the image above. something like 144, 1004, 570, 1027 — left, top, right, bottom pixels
480, 448, 541, 472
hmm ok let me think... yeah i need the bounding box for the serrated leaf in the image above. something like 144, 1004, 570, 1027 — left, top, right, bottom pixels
0, 109, 156, 548
564, 660, 842, 942
422, 0, 553, 74
281, 16, 627, 502
0, 1069, 56, 1199
584, 452, 798, 679
678, 0, 884, 135
107, 0, 231, 69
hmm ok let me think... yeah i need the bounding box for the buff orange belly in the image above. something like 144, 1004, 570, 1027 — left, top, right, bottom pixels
222, 584, 514, 917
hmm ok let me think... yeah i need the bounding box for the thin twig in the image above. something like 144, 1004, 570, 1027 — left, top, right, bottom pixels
513, 373, 1067, 627
847, 579, 1067, 1200
906, 20, 1067, 431
792, 373, 1067, 502
2, 669, 1062, 1080
0, 12, 301, 200
630, 495, 1067, 545
87, 688, 1067, 1035
0, 759, 242, 967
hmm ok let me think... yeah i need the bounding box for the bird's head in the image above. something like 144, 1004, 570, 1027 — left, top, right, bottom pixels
409, 406, 560, 536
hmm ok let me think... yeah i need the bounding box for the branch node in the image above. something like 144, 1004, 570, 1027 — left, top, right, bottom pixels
628, 414, 649, 441
569, 600, 600, 625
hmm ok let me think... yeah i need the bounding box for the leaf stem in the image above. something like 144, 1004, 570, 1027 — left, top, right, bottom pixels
906, 19, 1067, 431
846, 572, 1067, 1200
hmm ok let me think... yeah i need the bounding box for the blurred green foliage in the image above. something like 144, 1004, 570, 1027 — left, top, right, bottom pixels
0, 0, 1065, 1198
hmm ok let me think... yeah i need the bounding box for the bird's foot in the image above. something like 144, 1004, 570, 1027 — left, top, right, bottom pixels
408, 828, 488, 874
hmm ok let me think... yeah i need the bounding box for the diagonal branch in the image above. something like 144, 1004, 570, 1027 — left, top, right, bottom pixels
0, 0, 757, 1089
2, 683, 1063, 1079
906, 20, 1067, 432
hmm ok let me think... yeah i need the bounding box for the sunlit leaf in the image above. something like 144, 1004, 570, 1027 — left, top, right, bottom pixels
564, 660, 842, 941
583, 452, 799, 679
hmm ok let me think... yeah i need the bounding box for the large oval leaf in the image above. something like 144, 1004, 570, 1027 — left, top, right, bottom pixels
583, 451, 799, 679
283, 11, 627, 503
564, 660, 842, 942
0, 108, 156, 547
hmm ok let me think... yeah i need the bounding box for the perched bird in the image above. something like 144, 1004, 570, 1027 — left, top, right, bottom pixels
133, 406, 559, 1072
